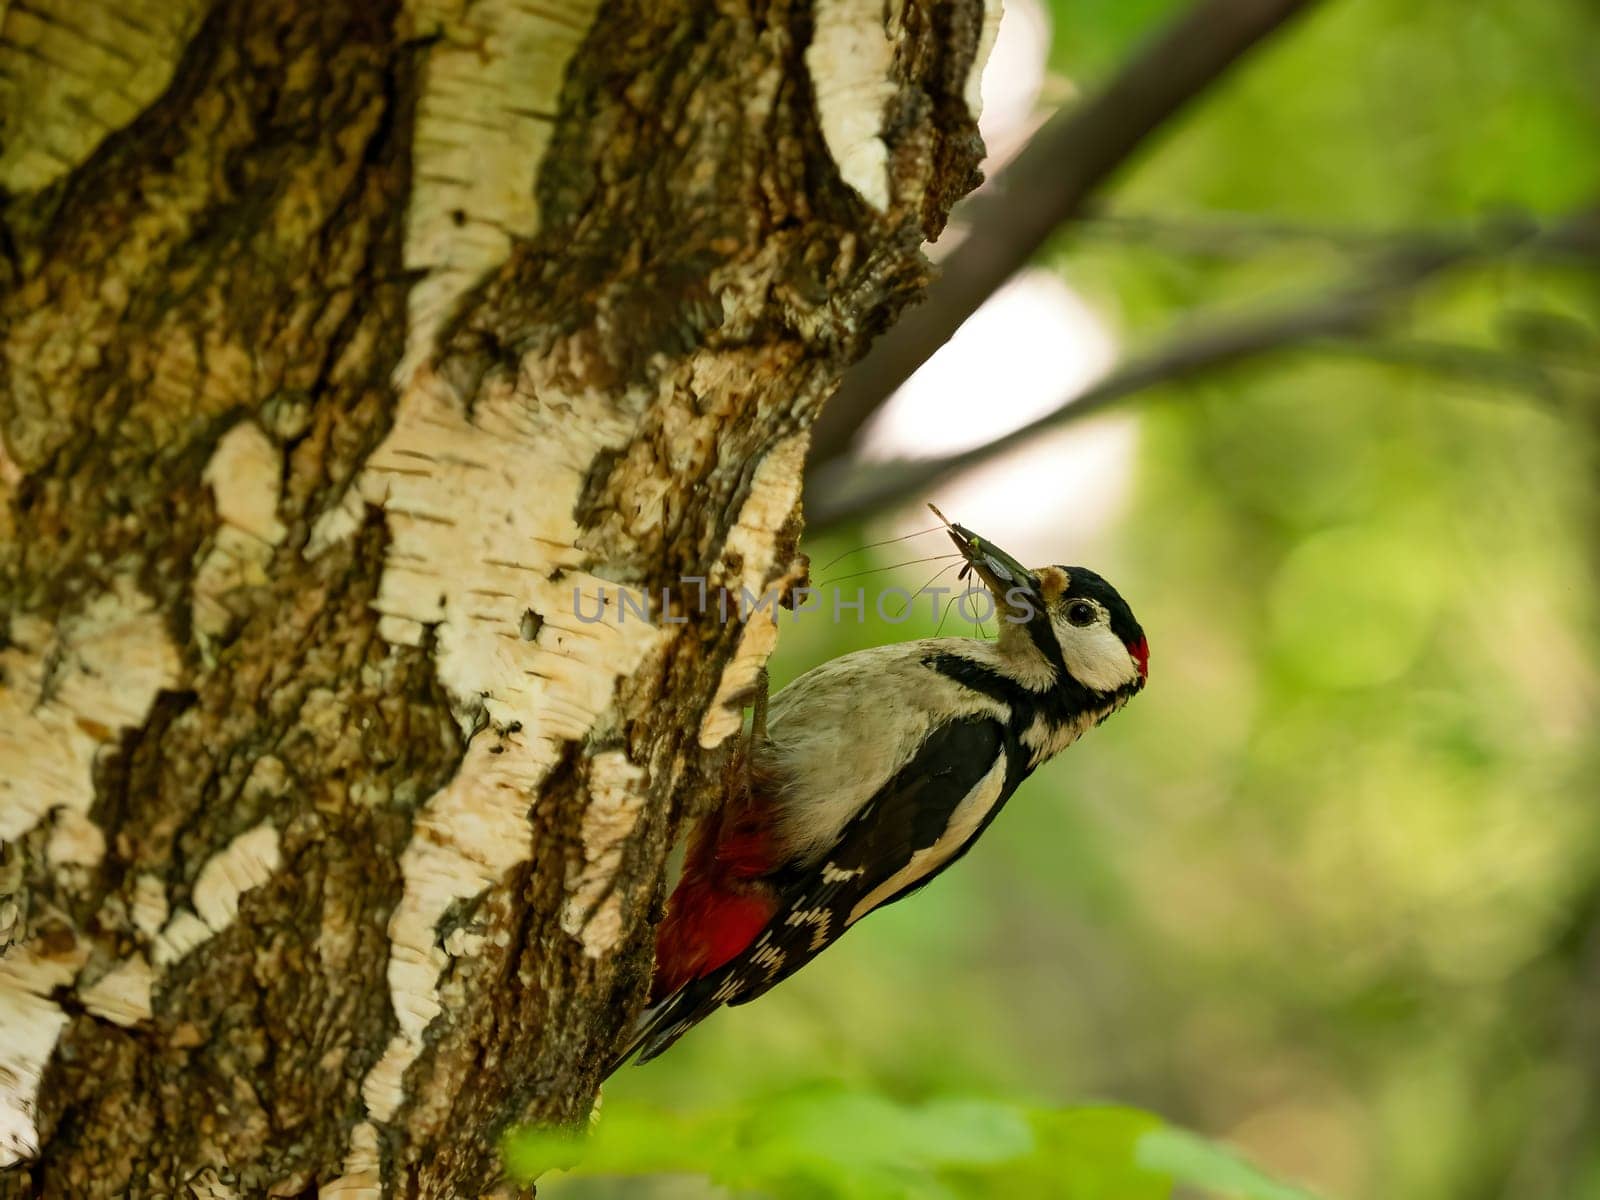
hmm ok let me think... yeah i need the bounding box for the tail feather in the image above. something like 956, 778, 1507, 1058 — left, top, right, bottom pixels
606, 976, 724, 1076
608, 740, 787, 1076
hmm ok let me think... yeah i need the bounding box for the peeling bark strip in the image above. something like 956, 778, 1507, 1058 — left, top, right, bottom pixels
0, 947, 84, 1166
699, 432, 811, 749
0, 0, 995, 1194
0, 583, 179, 1163
341, 368, 666, 1132
966, 0, 1005, 117
193, 422, 288, 641
808, 0, 899, 210
0, 0, 209, 193
0, 583, 181, 854
74, 822, 282, 1028
394, 0, 602, 383
561, 750, 648, 957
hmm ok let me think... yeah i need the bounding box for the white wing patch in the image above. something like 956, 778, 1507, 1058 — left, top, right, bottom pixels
785, 906, 833, 951
847, 750, 1009, 925
752, 937, 785, 972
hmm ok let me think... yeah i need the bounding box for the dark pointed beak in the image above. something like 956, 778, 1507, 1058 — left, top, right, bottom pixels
930, 505, 1038, 608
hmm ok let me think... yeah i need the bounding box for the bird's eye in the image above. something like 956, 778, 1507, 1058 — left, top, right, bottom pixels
1066, 600, 1096, 627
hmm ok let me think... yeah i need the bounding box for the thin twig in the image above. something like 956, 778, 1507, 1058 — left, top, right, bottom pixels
1067, 207, 1481, 258
1064, 205, 1600, 264
1315, 338, 1596, 401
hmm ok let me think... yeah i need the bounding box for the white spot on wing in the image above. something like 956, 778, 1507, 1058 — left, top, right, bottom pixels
786, 906, 833, 951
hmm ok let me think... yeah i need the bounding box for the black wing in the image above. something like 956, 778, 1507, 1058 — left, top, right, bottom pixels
627, 716, 1028, 1065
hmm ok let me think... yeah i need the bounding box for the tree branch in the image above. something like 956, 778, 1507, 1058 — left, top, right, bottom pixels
1316, 338, 1596, 401
1068, 208, 1480, 258
807, 0, 1324, 466
1069, 206, 1600, 262
804, 213, 1600, 532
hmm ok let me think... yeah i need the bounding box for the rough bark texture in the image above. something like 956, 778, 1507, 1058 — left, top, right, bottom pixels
0, 0, 993, 1195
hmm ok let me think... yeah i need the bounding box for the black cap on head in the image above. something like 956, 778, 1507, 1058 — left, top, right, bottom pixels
1059, 565, 1145, 652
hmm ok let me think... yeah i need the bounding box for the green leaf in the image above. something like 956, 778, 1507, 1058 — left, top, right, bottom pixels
746, 1087, 1036, 1171
507, 1086, 1038, 1199
504, 1105, 733, 1182
1137, 1127, 1318, 1200
999, 1105, 1170, 1200
505, 1089, 1319, 1200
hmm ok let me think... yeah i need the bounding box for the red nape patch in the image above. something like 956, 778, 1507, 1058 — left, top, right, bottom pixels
652, 881, 776, 1001
1130, 637, 1150, 680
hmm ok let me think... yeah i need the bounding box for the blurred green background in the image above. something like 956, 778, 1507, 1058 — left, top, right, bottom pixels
562, 1, 1599, 1197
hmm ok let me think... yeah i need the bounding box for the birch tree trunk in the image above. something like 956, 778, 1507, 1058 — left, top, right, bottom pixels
0, 0, 996, 1194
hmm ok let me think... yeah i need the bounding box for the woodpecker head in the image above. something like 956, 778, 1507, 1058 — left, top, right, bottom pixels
933, 506, 1149, 696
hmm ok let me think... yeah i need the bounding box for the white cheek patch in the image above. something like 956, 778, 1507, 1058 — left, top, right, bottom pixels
1057, 621, 1138, 692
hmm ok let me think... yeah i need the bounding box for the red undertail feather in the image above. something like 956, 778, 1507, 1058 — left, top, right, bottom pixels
651, 878, 776, 1000
650, 749, 783, 1002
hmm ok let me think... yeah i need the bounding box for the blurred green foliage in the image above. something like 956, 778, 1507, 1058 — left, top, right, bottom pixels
540, 1, 1596, 1197
509, 1087, 1311, 1200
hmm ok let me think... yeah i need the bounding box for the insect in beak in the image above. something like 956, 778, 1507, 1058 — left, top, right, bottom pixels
928, 505, 1037, 605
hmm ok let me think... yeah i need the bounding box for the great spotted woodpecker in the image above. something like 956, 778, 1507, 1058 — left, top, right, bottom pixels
616, 511, 1148, 1067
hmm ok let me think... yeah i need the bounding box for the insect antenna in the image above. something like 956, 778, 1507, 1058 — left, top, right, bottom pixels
815, 553, 961, 588
813, 523, 946, 574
